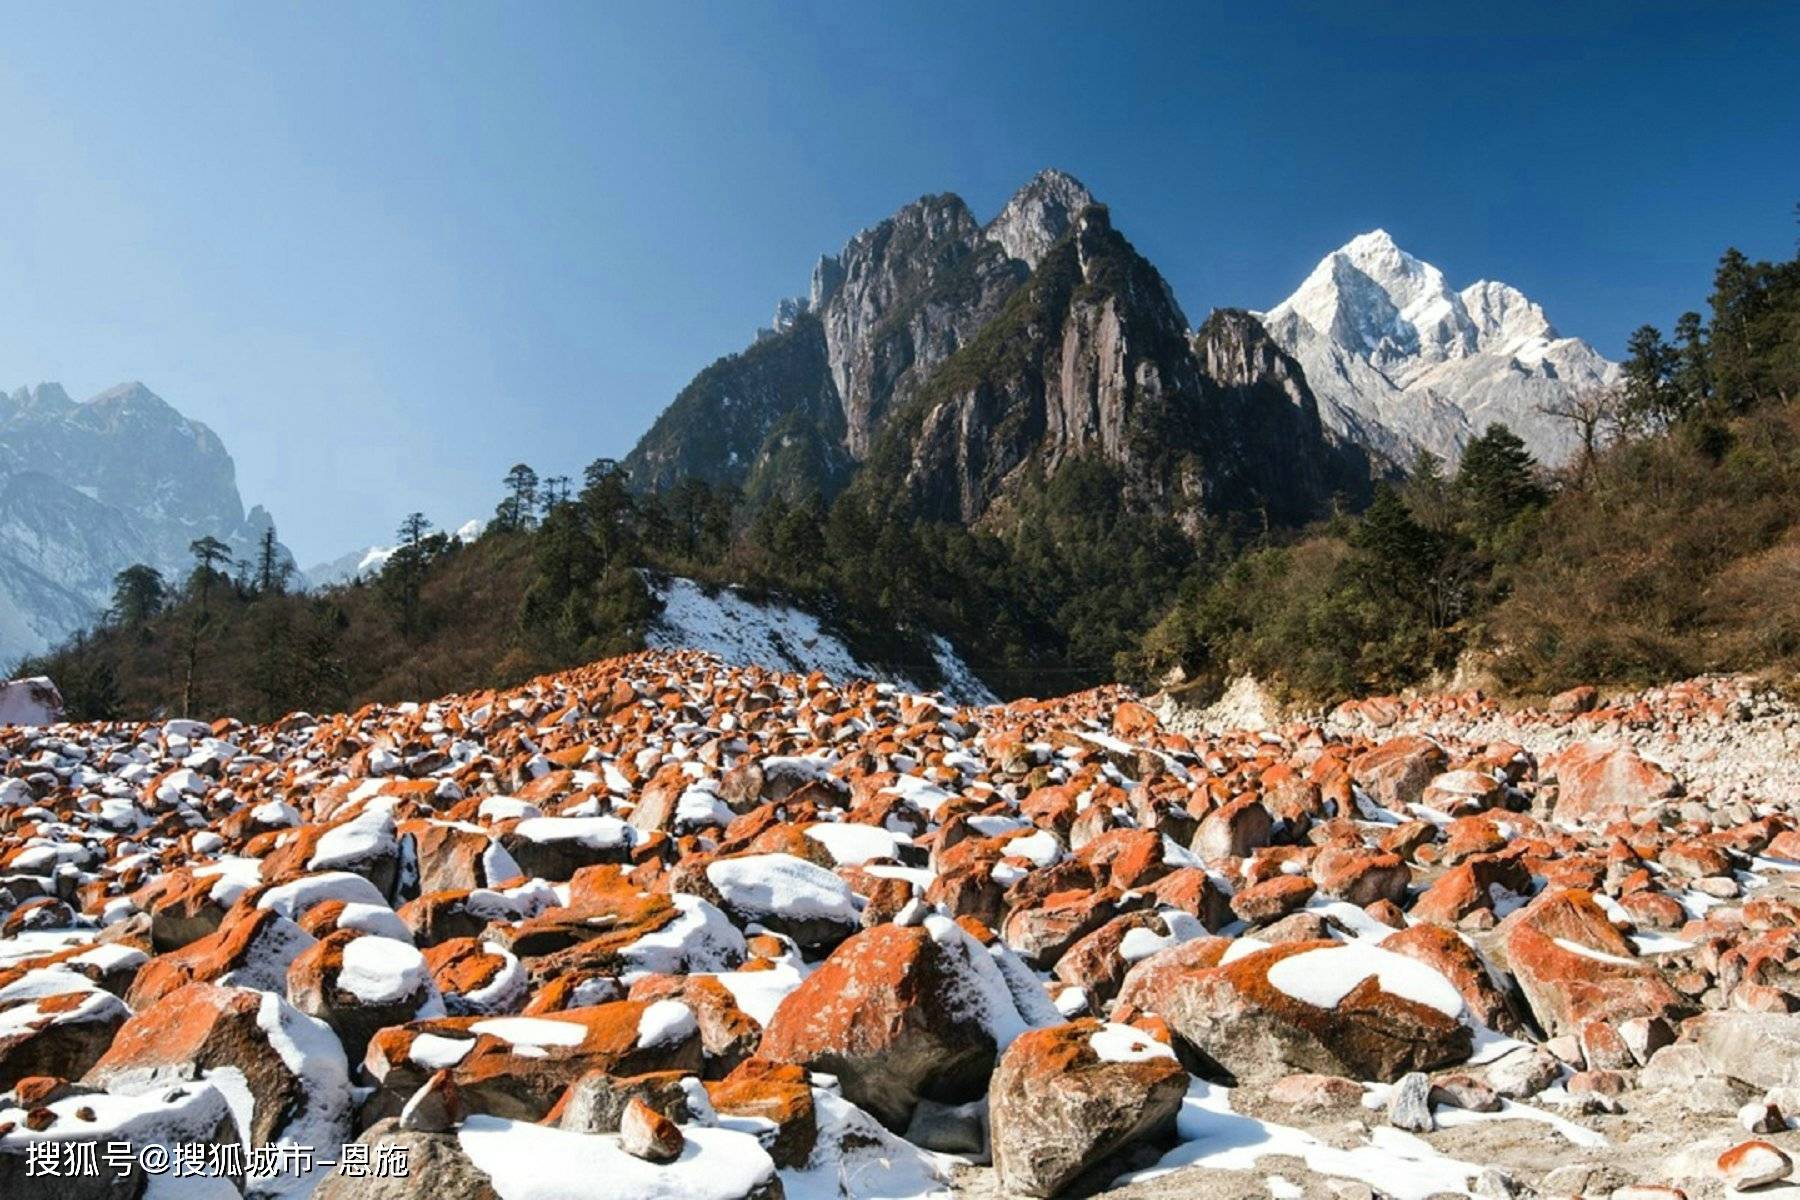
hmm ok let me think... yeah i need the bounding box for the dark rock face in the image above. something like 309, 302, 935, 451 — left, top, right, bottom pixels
624, 172, 1371, 543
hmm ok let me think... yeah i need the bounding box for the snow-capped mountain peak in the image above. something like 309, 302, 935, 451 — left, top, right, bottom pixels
1260, 231, 1618, 466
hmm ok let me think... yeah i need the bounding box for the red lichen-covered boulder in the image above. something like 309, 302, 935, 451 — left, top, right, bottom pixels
1351, 736, 1447, 808
363, 1000, 704, 1121
1310, 845, 1410, 907
126, 906, 316, 1009
989, 1020, 1188, 1197
287, 930, 439, 1062
1230, 875, 1317, 925
1002, 885, 1125, 969
1409, 854, 1532, 926
705, 1057, 818, 1168
759, 919, 1007, 1129
1381, 923, 1528, 1037
84, 982, 350, 1153
1113, 937, 1234, 1021
627, 974, 761, 1079
1546, 742, 1681, 824
1053, 910, 1199, 1006
1501, 889, 1693, 1037
1193, 794, 1274, 861
0, 984, 130, 1090
423, 938, 527, 1016
1157, 939, 1473, 1083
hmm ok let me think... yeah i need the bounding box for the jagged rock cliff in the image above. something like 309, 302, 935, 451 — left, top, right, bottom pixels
625, 170, 1368, 534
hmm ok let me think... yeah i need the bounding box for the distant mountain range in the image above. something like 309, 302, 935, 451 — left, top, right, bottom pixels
0, 382, 285, 665
302, 519, 485, 590
10, 175, 1619, 671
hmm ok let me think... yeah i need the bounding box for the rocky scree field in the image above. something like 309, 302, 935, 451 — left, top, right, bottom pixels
0, 651, 1797, 1199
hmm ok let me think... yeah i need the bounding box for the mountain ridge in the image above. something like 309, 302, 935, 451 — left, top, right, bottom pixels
0, 381, 285, 664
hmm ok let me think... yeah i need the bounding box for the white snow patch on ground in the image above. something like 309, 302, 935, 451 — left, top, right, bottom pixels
780, 1088, 956, 1200
1125, 1079, 1483, 1200
712, 957, 811, 1026
337, 935, 428, 1005
637, 998, 698, 1049
458, 1113, 781, 1200
646, 575, 997, 706
410, 1032, 477, 1069
804, 820, 905, 865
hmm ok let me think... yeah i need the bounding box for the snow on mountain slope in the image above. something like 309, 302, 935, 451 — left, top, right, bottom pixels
645, 574, 999, 706
1260, 230, 1619, 466
0, 382, 287, 665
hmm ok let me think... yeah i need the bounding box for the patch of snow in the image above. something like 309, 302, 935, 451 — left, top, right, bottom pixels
705, 854, 858, 926
337, 935, 429, 1005
410, 1032, 477, 1069
470, 1016, 589, 1047
804, 821, 905, 865
637, 998, 698, 1049
1264, 942, 1464, 1018
646, 574, 995, 706
458, 1113, 781, 1200
1090, 1023, 1177, 1064
1125, 1079, 1483, 1200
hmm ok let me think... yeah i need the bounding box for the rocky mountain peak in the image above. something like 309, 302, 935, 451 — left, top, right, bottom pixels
1, 383, 77, 420
984, 167, 1095, 269
1461, 279, 1557, 349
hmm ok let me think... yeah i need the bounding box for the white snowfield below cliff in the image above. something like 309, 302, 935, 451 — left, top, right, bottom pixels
0, 676, 63, 726
644, 574, 999, 707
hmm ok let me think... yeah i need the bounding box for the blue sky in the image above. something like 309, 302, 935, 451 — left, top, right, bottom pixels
2, 2, 1796, 562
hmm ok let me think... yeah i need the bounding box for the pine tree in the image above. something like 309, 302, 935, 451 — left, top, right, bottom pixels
1672, 311, 1712, 413
495, 464, 540, 531
381, 514, 437, 637
1454, 424, 1546, 540
254, 525, 290, 595
110, 564, 167, 627
1621, 325, 1684, 433
181, 535, 235, 716
579, 459, 635, 564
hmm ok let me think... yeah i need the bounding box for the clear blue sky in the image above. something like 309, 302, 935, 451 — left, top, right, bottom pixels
2, 2, 1796, 562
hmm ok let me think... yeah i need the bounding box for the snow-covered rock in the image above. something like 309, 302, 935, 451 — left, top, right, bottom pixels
1260, 230, 1619, 467
0, 676, 62, 726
